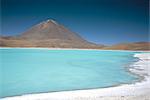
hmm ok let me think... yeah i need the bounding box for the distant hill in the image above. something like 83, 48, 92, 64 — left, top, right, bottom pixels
0, 19, 104, 48
0, 19, 149, 50
103, 42, 150, 50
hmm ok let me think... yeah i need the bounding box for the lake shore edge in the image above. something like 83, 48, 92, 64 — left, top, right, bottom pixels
0, 47, 150, 52
1, 49, 150, 100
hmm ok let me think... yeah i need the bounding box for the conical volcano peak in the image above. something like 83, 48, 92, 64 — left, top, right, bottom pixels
20, 19, 87, 41
43, 19, 58, 25
35, 19, 59, 30
0, 19, 104, 48
36, 19, 58, 27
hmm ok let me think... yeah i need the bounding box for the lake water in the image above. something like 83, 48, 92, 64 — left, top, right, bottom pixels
0, 48, 140, 97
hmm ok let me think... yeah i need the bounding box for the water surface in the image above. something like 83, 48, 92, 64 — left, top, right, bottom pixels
0, 48, 139, 97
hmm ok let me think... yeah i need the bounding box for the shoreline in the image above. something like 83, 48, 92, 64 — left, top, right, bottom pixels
0, 47, 150, 52
1, 52, 150, 100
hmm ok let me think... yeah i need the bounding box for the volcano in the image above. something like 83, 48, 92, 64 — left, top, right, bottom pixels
0, 19, 103, 48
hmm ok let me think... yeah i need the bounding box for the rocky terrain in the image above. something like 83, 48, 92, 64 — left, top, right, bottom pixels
103, 42, 150, 50
0, 19, 104, 49
0, 19, 149, 50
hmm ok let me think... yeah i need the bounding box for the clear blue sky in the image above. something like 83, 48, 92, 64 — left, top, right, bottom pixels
1, 0, 149, 45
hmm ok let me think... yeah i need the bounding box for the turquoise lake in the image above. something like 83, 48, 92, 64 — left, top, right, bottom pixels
0, 48, 140, 97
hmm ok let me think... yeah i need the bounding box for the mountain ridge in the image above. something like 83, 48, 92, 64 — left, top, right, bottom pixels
0, 19, 104, 48
0, 19, 149, 50
102, 42, 150, 50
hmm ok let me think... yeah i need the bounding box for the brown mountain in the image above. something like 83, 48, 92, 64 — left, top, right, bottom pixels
0, 19, 104, 48
0, 19, 149, 50
103, 42, 150, 50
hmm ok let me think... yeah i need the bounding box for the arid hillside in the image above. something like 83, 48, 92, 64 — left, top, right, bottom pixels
0, 19, 149, 50
0, 19, 104, 49
103, 42, 150, 50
